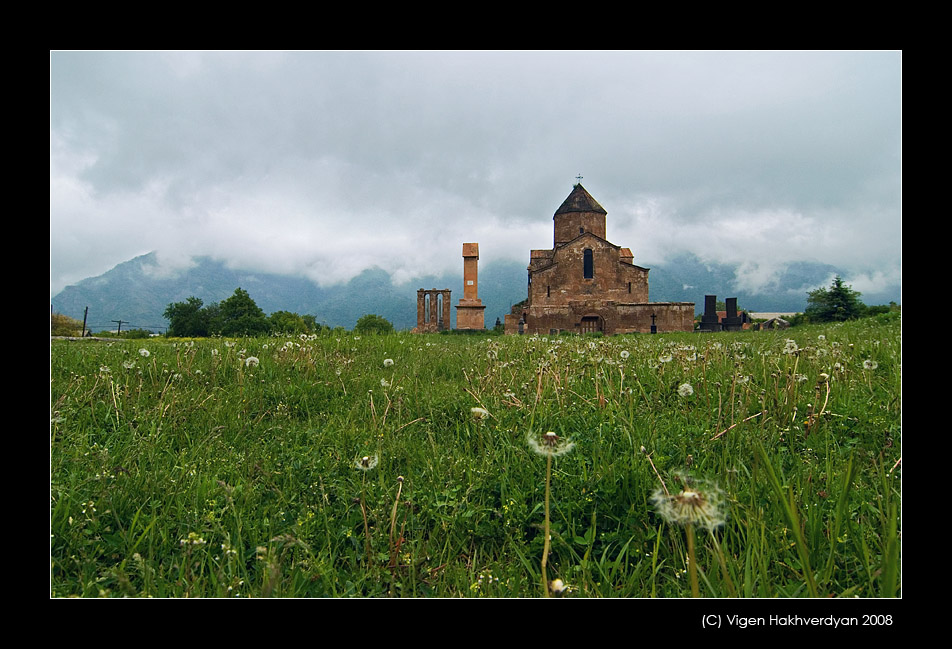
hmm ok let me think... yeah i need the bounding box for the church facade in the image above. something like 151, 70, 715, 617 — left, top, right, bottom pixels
504, 184, 695, 335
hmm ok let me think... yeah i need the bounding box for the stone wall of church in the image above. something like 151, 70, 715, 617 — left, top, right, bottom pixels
529, 238, 649, 307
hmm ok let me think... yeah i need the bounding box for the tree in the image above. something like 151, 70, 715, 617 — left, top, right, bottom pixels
164, 296, 211, 337
269, 310, 322, 335
218, 288, 269, 337
804, 276, 867, 322
354, 313, 394, 335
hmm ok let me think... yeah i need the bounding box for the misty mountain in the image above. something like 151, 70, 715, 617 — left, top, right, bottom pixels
51, 251, 887, 333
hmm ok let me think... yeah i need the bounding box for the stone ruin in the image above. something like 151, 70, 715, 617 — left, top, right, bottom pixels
412, 288, 451, 333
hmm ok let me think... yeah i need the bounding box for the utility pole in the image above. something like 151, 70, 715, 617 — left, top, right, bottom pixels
112, 319, 125, 334
82, 307, 89, 337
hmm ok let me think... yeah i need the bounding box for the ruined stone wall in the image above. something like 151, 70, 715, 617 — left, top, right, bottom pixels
413, 288, 451, 333
614, 303, 696, 334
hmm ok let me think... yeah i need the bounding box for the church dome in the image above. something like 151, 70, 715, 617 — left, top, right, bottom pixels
554, 183, 607, 216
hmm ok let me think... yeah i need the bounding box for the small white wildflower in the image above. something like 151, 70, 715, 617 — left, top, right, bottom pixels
471, 407, 490, 420
180, 532, 206, 546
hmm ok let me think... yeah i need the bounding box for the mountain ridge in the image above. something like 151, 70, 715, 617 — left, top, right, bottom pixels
51, 252, 895, 333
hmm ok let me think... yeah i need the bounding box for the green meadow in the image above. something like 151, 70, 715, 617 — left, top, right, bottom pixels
50, 315, 901, 598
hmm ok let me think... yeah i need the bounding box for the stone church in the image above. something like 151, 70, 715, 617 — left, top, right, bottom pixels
504, 183, 695, 335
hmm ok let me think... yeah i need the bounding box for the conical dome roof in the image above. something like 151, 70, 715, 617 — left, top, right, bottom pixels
554, 183, 607, 215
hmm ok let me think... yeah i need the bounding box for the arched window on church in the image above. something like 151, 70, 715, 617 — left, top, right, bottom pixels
583, 249, 594, 279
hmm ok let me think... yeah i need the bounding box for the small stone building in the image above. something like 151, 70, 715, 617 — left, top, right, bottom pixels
505, 183, 694, 335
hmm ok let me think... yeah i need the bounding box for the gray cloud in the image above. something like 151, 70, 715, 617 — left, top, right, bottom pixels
50, 51, 901, 300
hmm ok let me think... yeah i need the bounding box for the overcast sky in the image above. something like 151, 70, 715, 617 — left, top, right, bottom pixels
50, 51, 901, 300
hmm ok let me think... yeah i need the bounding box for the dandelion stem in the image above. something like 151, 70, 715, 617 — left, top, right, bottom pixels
360, 474, 372, 565
541, 453, 552, 597
686, 521, 700, 598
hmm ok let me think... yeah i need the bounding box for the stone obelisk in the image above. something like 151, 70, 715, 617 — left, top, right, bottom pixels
455, 242, 486, 330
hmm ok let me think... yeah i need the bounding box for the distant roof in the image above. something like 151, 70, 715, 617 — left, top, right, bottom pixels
554, 183, 607, 216
749, 312, 798, 320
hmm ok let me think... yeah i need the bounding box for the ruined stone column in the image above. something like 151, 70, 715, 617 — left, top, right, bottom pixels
416, 289, 426, 331
441, 289, 452, 330
456, 242, 486, 330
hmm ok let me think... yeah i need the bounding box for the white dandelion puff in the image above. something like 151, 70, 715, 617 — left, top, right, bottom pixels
677, 383, 694, 397
355, 455, 379, 471
244, 356, 260, 368
527, 431, 575, 457
650, 476, 726, 532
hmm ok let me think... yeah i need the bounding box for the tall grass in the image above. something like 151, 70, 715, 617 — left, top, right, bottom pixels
50, 318, 901, 597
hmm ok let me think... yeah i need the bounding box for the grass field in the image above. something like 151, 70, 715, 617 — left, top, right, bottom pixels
50, 315, 901, 598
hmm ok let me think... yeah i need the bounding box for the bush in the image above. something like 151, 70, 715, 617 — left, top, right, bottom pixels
51, 312, 84, 337
354, 314, 394, 335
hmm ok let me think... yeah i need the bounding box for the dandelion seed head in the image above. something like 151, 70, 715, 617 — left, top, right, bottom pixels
528, 431, 575, 457
677, 382, 694, 397
549, 579, 568, 596
355, 455, 379, 471
139, 348, 150, 357
650, 475, 726, 532
863, 360, 879, 370
471, 407, 489, 420
244, 356, 260, 368
383, 358, 394, 367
